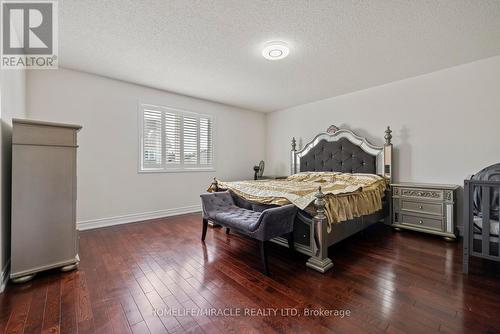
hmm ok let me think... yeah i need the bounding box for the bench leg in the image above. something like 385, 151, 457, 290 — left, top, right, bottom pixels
201, 218, 208, 241
226, 227, 230, 235
259, 241, 269, 276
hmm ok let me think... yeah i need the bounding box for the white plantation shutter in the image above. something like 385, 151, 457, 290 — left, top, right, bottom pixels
183, 116, 198, 165
140, 104, 214, 171
199, 117, 213, 166
142, 109, 163, 169
164, 112, 181, 165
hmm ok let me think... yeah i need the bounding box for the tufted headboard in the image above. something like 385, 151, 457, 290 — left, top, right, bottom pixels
291, 125, 393, 182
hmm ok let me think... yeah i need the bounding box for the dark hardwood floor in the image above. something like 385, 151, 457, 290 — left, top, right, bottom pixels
1, 213, 500, 334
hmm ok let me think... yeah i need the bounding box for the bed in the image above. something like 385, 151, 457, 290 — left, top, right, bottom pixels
211, 125, 393, 273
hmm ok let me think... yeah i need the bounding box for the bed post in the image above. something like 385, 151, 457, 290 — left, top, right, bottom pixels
383, 126, 393, 183
383, 127, 393, 225
306, 186, 334, 273
211, 177, 219, 192
291, 137, 297, 175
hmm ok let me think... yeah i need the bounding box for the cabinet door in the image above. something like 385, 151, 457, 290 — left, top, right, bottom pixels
11, 145, 77, 275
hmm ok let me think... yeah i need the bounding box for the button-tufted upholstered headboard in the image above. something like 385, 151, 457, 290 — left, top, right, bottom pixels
299, 137, 376, 174
291, 125, 393, 181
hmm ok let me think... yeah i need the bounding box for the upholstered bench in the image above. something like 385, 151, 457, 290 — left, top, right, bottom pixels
200, 191, 297, 275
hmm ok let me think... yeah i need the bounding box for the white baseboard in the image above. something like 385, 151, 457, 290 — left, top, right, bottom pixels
77, 205, 201, 231
0, 260, 10, 293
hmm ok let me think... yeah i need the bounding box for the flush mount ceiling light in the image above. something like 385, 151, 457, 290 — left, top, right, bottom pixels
262, 41, 290, 60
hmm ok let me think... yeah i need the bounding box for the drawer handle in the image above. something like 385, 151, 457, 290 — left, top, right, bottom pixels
418, 220, 423, 224
303, 234, 306, 238
419, 205, 423, 209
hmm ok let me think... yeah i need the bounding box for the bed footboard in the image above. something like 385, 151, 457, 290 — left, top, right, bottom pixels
306, 187, 334, 273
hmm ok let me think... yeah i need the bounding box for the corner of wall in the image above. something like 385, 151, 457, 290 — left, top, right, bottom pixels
263, 111, 271, 168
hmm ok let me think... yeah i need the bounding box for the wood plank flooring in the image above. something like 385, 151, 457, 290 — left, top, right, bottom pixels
1, 213, 500, 334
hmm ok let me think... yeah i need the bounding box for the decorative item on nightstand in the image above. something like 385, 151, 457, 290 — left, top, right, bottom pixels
391, 183, 460, 240
253, 160, 265, 180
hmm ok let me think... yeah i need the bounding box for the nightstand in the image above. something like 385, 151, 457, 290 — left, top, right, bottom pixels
391, 183, 460, 240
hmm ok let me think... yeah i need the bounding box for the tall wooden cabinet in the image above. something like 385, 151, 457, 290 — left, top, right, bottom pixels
10, 119, 81, 283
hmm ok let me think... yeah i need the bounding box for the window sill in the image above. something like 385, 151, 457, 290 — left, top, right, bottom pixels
138, 168, 216, 174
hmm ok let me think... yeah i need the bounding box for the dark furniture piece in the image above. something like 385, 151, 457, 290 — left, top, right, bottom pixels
463, 164, 500, 274
392, 183, 459, 240
200, 191, 297, 275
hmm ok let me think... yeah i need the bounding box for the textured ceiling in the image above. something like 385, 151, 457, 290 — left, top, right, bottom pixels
60, 1, 500, 112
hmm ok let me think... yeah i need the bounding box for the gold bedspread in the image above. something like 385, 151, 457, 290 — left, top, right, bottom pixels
211, 172, 386, 227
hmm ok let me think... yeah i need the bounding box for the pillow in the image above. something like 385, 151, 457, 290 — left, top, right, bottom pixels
472, 163, 500, 220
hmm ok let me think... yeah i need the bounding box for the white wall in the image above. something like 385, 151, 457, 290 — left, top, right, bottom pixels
23, 56, 500, 231
0, 68, 26, 290
27, 69, 266, 228
266, 56, 500, 186
266, 56, 500, 231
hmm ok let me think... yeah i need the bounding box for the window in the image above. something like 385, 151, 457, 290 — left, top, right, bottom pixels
139, 104, 214, 172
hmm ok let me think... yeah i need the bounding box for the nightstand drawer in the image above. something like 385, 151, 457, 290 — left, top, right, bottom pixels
399, 188, 443, 201
400, 214, 442, 231
401, 200, 442, 216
